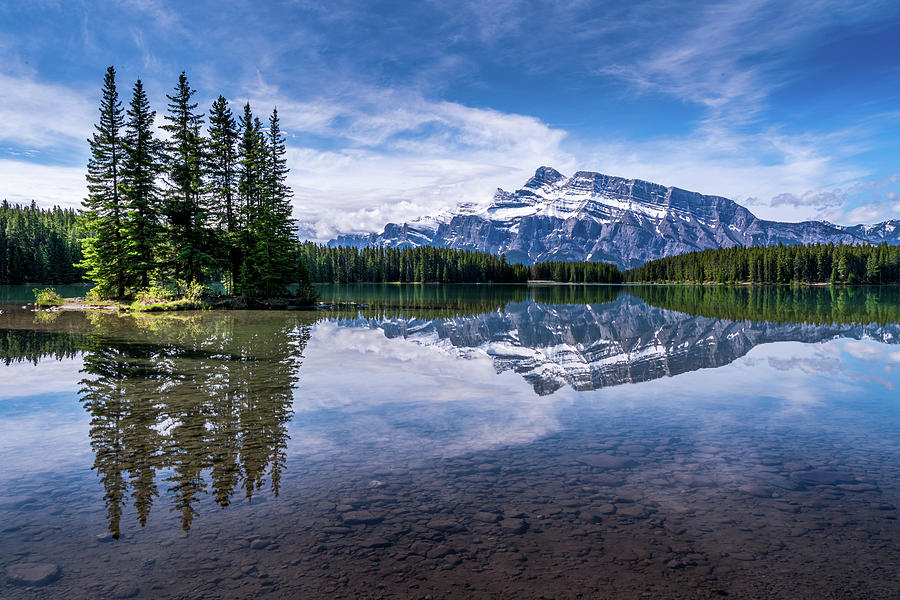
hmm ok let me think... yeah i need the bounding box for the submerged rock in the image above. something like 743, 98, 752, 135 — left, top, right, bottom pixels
499, 519, 529, 534
577, 455, 637, 470
6, 562, 60, 586
473, 511, 501, 523
341, 510, 383, 525
790, 470, 856, 486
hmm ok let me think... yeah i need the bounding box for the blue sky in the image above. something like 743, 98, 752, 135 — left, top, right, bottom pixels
1, 0, 899, 238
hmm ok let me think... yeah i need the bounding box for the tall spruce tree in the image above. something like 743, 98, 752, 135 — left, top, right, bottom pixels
206, 95, 240, 289
236, 103, 262, 293
238, 103, 261, 223
121, 79, 163, 288
161, 72, 210, 284
232, 105, 301, 296
80, 66, 128, 298
253, 107, 297, 295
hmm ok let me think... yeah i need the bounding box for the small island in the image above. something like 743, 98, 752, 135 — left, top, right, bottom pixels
49, 67, 312, 311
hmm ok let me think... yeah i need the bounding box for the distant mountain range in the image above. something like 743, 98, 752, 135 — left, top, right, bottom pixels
329, 167, 900, 268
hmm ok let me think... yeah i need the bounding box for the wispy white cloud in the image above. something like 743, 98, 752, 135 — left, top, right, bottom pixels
598, 0, 892, 119
0, 160, 85, 207
0, 71, 94, 151
770, 190, 847, 209
114, 0, 185, 35
243, 81, 573, 239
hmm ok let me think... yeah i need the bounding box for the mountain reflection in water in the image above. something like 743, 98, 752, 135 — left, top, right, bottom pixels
335, 285, 900, 395
1, 284, 899, 537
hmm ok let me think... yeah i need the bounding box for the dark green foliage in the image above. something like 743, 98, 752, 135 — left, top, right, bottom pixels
161, 72, 212, 284
80, 66, 128, 298
299, 243, 530, 283
238, 108, 298, 297
238, 104, 262, 225
294, 255, 318, 304
625, 243, 900, 284
121, 79, 164, 288
299, 244, 623, 284
531, 260, 623, 283
75, 68, 307, 299
206, 95, 240, 287
0, 201, 85, 284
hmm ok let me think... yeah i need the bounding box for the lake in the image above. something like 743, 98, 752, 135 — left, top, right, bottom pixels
1, 284, 899, 599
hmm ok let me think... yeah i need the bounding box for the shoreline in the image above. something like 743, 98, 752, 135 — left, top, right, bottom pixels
36, 295, 323, 313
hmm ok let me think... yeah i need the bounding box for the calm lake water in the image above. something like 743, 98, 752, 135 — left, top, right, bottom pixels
1, 284, 899, 599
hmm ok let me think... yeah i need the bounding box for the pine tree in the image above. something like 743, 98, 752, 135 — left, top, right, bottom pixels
234, 105, 301, 296
206, 95, 240, 290
251, 107, 297, 295
80, 66, 128, 298
865, 252, 880, 283
161, 72, 210, 284
121, 79, 163, 289
236, 103, 261, 292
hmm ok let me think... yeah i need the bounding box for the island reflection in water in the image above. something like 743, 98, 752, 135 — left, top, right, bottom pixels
0, 284, 898, 599
78, 312, 311, 538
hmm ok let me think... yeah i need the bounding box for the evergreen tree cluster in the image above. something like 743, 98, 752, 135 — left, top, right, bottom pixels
299, 244, 626, 284
80, 66, 300, 299
531, 260, 623, 283
626, 243, 900, 284
0, 201, 84, 284
299, 243, 530, 283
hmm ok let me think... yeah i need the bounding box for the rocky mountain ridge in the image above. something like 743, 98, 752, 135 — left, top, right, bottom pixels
330, 167, 900, 268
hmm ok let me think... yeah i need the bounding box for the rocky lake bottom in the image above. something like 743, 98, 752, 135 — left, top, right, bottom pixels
4, 417, 898, 599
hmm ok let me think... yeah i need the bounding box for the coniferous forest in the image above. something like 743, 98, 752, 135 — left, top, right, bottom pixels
530, 260, 624, 284
298, 244, 626, 284
624, 242, 900, 284
79, 66, 302, 300
0, 201, 84, 284
299, 243, 529, 283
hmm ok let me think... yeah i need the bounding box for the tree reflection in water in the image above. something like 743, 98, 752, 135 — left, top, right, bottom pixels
77, 312, 311, 537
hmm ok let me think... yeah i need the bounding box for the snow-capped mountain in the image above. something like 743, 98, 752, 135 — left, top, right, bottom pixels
329, 167, 900, 268
338, 295, 900, 396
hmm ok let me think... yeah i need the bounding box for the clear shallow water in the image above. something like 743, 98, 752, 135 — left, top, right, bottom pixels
1, 285, 899, 599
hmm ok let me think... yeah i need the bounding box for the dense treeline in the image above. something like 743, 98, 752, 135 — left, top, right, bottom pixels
299, 243, 530, 283
0, 201, 84, 284
626, 243, 900, 284
80, 66, 304, 300
299, 243, 625, 284
531, 260, 623, 283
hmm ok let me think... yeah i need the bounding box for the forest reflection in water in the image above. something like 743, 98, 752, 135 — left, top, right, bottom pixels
1, 310, 314, 538
1, 284, 900, 539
